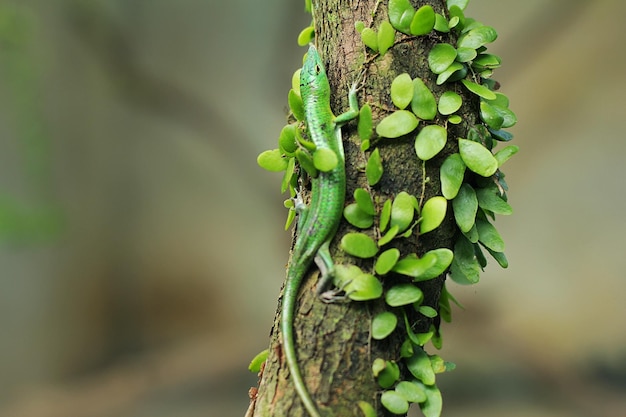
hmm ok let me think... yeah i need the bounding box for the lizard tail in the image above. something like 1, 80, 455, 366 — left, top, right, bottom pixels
281, 267, 323, 417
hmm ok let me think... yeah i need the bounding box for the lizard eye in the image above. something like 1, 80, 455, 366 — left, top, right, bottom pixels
315, 64, 322, 74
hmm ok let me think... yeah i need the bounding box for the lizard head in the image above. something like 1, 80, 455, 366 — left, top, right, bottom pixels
300, 44, 331, 101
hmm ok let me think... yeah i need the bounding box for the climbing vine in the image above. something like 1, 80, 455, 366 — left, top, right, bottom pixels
255, 0, 517, 415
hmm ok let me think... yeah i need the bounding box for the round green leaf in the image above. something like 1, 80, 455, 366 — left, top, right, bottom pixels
480, 101, 504, 130
458, 138, 498, 177
378, 20, 396, 55
458, 25, 497, 49
381, 391, 409, 415
297, 26, 315, 46
388, 0, 415, 34
313, 148, 338, 172
390, 191, 415, 232
355, 21, 365, 33
448, 114, 462, 124
295, 148, 318, 178
360, 27, 378, 51
372, 311, 398, 340
375, 248, 401, 275
428, 43, 457, 74
395, 381, 427, 403
378, 224, 399, 246
436, 61, 466, 85
278, 124, 298, 154
494, 144, 519, 167
475, 187, 512, 215
447, 0, 469, 11
334, 264, 364, 289
419, 305, 438, 318
288, 89, 304, 121
391, 73, 414, 110
418, 248, 454, 280
366, 148, 383, 186
376, 360, 400, 388
437, 91, 462, 115
248, 349, 269, 373
456, 47, 477, 62
344, 203, 375, 228
410, 5, 435, 36
473, 53, 502, 70
440, 153, 466, 199
345, 273, 383, 301
354, 188, 376, 215
380, 198, 392, 232
291, 69, 301, 95
357, 401, 377, 417
358, 104, 373, 141
341, 232, 378, 258
450, 236, 480, 285
411, 78, 437, 120
406, 348, 435, 385
257, 149, 288, 172
417, 382, 443, 417
476, 217, 505, 252
461, 79, 497, 100
420, 196, 447, 234
376, 110, 419, 138
415, 125, 447, 161
385, 284, 423, 307
452, 183, 477, 232
392, 253, 437, 279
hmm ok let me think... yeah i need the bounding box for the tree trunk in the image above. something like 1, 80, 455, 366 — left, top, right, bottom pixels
252, 1, 477, 416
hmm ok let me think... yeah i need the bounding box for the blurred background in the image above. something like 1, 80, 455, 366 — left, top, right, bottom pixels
0, 0, 624, 416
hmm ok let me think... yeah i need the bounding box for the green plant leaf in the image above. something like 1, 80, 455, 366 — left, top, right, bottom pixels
418, 248, 454, 280
390, 191, 415, 232
376, 110, 419, 138
415, 125, 447, 161
458, 138, 498, 177
411, 78, 437, 120
288, 89, 305, 121
341, 233, 379, 258
366, 148, 383, 186
278, 124, 298, 154
378, 224, 399, 246
480, 101, 504, 130
360, 27, 378, 51
281, 156, 296, 194
410, 5, 435, 35
436, 62, 466, 85
494, 144, 519, 167
440, 153, 466, 199
437, 91, 462, 115
473, 53, 502, 70
460, 79, 496, 100
313, 148, 338, 172
448, 114, 462, 124
385, 284, 423, 307
428, 43, 457, 74
375, 248, 401, 275
358, 104, 373, 141
433, 13, 450, 33
391, 73, 414, 110
475, 187, 512, 215
291, 69, 301, 95
380, 198, 392, 232
297, 25, 315, 46
355, 21, 365, 33
345, 273, 383, 301
420, 196, 447, 234
257, 149, 288, 172
295, 148, 318, 178
452, 183, 477, 232
378, 20, 396, 55
450, 236, 480, 284
372, 311, 398, 340
375, 360, 400, 388
248, 349, 269, 373
388, 0, 415, 34
476, 217, 505, 252
419, 305, 438, 318
334, 264, 364, 289
392, 253, 437, 279
406, 348, 435, 385
381, 390, 409, 415
395, 381, 427, 403
344, 203, 375, 228
486, 246, 509, 268
458, 25, 497, 49
447, 0, 469, 11
354, 188, 376, 215
455, 47, 477, 62
357, 401, 377, 417
417, 382, 443, 417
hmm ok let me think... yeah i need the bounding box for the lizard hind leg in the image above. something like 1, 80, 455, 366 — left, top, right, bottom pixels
314, 240, 350, 303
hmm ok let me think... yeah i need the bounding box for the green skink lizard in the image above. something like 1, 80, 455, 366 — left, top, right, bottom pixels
281, 44, 360, 417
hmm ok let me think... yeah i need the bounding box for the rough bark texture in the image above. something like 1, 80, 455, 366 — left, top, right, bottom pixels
252, 1, 478, 416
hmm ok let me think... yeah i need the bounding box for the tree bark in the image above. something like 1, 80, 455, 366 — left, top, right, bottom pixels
252, 1, 476, 416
